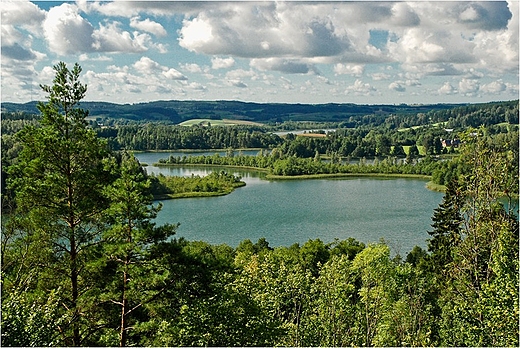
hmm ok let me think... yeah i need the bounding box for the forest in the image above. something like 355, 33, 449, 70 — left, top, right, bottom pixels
1, 62, 518, 347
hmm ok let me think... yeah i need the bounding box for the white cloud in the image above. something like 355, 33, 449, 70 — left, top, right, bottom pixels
130, 17, 167, 37
334, 64, 364, 77
2, 1, 518, 104
389, 81, 406, 92
82, 57, 189, 100
41, 3, 159, 55
43, 3, 95, 55
163, 68, 187, 80
438, 82, 457, 95
78, 54, 112, 62
481, 80, 507, 94
134, 56, 162, 74
93, 21, 150, 53
346, 79, 377, 96
181, 63, 203, 73
1, 24, 46, 62
227, 80, 248, 88
458, 78, 480, 96
1, 0, 46, 36
211, 57, 235, 70
179, 2, 352, 60
225, 69, 256, 80
133, 57, 187, 80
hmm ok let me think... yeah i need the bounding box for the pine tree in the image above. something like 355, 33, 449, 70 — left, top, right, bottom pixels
7, 62, 111, 346
101, 152, 177, 346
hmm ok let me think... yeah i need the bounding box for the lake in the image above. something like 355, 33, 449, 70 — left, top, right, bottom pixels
135, 151, 445, 255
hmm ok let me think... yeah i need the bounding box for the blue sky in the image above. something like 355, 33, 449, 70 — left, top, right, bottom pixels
2, 1, 519, 104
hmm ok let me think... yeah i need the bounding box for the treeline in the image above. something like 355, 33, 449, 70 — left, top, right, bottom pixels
1, 99, 463, 124
159, 151, 440, 177
98, 124, 283, 151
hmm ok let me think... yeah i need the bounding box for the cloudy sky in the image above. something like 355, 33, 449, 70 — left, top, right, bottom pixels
2, 1, 519, 104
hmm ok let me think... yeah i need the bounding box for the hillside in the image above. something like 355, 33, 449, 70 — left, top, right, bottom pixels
1, 100, 466, 124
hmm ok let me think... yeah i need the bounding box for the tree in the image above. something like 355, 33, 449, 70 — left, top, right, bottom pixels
434, 128, 519, 346
100, 152, 177, 346
427, 179, 464, 274
351, 243, 396, 346
304, 255, 357, 346
407, 144, 420, 161
390, 144, 406, 157
7, 62, 111, 346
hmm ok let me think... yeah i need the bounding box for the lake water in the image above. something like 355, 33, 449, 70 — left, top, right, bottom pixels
135, 151, 444, 255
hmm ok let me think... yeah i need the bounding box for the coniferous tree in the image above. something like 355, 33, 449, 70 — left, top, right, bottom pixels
100, 152, 177, 346
6, 62, 111, 346
427, 179, 464, 274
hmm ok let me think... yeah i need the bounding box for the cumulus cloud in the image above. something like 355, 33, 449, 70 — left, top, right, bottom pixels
371, 72, 391, 81
130, 17, 167, 37
438, 82, 457, 95
212, 57, 235, 69
41, 3, 159, 55
82, 58, 188, 101
389, 81, 406, 92
346, 79, 377, 96
481, 80, 507, 94
458, 78, 480, 96
163, 68, 187, 80
92, 21, 150, 53
334, 64, 364, 77
179, 2, 352, 60
228, 80, 248, 88
1, 0, 46, 35
43, 3, 95, 55
181, 63, 203, 73
2, 43, 38, 61
3, 0, 518, 103
134, 57, 187, 80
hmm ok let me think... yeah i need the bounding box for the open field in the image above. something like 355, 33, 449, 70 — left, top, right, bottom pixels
296, 133, 327, 138
179, 118, 263, 127
398, 121, 448, 132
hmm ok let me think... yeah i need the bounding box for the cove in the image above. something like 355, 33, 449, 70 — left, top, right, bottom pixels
135, 152, 445, 255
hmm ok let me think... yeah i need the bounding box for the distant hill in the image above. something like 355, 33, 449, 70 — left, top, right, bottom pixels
0, 99, 476, 124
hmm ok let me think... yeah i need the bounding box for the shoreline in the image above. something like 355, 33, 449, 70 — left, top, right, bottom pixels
152, 162, 443, 192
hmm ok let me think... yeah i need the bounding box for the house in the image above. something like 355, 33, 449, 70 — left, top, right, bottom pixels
441, 138, 461, 148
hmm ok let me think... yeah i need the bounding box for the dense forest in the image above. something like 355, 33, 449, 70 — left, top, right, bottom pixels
1, 99, 467, 124
1, 63, 518, 347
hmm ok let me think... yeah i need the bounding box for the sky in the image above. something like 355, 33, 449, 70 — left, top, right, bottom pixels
1, 0, 519, 105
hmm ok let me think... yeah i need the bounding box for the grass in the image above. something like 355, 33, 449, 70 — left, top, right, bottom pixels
397, 121, 448, 132
402, 145, 426, 156
179, 118, 263, 127
426, 181, 447, 192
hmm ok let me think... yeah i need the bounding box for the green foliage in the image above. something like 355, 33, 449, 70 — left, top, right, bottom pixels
150, 170, 245, 199
6, 62, 112, 346
100, 152, 178, 346
428, 128, 519, 347
3, 64, 517, 347
1, 289, 66, 347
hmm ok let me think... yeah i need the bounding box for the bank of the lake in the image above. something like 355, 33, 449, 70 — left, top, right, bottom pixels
153, 162, 436, 184
135, 152, 445, 254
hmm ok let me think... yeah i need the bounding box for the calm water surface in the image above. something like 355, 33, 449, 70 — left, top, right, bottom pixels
135, 152, 444, 254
